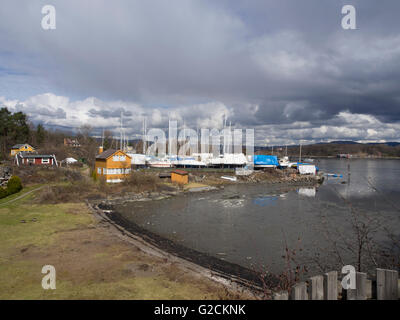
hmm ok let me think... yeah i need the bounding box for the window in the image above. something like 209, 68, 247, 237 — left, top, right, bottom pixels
42, 158, 50, 164
112, 155, 126, 162
97, 168, 101, 174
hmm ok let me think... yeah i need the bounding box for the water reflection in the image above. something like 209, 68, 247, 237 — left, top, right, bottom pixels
115, 159, 400, 275
253, 195, 279, 207
298, 187, 316, 197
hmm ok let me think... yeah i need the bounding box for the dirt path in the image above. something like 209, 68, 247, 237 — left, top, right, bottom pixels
0, 185, 45, 207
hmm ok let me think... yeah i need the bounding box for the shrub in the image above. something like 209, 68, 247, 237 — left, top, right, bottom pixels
123, 172, 159, 192
0, 187, 7, 199
91, 169, 98, 181
6, 176, 23, 195
35, 180, 100, 204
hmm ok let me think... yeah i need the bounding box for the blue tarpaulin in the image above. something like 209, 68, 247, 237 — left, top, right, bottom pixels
253, 155, 279, 166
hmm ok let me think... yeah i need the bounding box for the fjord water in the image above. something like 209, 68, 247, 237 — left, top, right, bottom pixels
115, 159, 400, 275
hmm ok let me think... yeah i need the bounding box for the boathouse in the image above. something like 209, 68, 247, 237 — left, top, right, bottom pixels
171, 169, 189, 185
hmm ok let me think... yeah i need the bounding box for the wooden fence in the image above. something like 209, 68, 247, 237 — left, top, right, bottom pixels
273, 268, 399, 300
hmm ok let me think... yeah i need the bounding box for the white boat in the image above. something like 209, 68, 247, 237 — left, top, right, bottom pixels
298, 164, 316, 175
168, 156, 206, 167
147, 157, 173, 168
279, 156, 290, 168
126, 153, 147, 166
221, 176, 237, 182
209, 153, 248, 167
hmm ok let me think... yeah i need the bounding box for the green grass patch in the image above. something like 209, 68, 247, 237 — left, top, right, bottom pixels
0, 184, 43, 205
0, 202, 92, 253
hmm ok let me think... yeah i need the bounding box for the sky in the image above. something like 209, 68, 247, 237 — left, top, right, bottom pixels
0, 0, 400, 145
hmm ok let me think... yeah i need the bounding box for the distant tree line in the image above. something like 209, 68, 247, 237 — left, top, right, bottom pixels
257, 143, 400, 158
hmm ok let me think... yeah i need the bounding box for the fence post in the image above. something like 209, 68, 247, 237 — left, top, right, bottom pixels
309, 275, 324, 300
366, 279, 372, 299
273, 291, 289, 300
346, 272, 367, 300
377, 269, 398, 300
290, 282, 308, 300
324, 271, 338, 300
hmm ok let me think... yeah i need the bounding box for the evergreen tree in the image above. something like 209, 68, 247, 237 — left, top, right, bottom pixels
36, 124, 46, 145
0, 107, 30, 159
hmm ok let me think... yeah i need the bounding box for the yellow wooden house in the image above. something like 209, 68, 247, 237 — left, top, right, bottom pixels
10, 144, 35, 156
95, 149, 132, 183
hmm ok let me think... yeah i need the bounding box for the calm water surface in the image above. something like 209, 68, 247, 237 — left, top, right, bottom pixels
115, 159, 400, 274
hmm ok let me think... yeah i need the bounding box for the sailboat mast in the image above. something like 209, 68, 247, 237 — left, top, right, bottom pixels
299, 142, 302, 162
142, 116, 147, 155
120, 111, 123, 151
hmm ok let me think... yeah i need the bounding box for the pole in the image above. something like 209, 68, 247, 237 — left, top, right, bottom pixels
299, 142, 302, 162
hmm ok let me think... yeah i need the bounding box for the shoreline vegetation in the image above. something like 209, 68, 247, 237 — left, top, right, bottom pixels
0, 164, 322, 299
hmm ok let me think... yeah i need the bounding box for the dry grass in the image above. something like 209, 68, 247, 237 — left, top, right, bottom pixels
0, 186, 246, 300
123, 172, 160, 193
13, 165, 84, 185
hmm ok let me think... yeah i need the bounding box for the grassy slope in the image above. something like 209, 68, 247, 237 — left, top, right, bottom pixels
0, 186, 237, 299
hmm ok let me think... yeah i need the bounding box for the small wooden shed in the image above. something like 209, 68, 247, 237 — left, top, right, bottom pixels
171, 169, 189, 185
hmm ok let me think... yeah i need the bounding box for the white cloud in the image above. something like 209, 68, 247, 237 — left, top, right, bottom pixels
2, 92, 400, 145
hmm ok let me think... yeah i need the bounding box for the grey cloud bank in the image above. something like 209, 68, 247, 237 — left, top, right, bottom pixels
0, 0, 399, 145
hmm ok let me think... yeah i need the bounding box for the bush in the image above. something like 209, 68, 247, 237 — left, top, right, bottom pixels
0, 187, 7, 199
35, 180, 97, 204
91, 169, 97, 181
6, 176, 23, 195
123, 172, 159, 192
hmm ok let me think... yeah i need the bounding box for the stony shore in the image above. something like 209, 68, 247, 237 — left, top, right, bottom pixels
99, 171, 323, 206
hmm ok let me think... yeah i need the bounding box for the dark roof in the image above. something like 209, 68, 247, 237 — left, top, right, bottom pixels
172, 169, 188, 175
96, 149, 117, 159
12, 143, 31, 149
18, 153, 55, 158
96, 149, 132, 160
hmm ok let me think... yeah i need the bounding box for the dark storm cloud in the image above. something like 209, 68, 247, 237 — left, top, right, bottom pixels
0, 0, 400, 143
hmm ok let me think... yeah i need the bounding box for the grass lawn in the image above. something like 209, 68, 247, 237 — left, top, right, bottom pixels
0, 184, 43, 205
0, 185, 240, 299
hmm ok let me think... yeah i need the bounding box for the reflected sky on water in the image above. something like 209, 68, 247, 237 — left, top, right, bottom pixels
115, 159, 400, 275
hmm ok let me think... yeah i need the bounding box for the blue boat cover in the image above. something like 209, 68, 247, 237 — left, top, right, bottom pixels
253, 155, 279, 166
